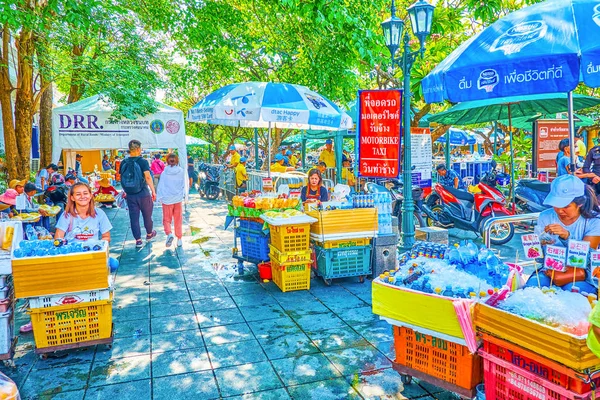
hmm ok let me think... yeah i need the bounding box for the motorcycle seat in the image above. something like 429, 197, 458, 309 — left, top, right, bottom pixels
519, 179, 551, 193
443, 185, 475, 203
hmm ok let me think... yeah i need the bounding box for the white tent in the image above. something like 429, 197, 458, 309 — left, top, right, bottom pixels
52, 95, 188, 173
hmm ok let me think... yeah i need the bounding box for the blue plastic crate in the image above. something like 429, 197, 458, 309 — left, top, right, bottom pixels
237, 228, 270, 262
314, 245, 372, 280
239, 219, 264, 232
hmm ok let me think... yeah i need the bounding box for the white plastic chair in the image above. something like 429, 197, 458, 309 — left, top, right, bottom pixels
462, 176, 474, 186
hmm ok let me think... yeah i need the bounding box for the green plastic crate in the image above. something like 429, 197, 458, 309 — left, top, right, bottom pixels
314, 245, 372, 280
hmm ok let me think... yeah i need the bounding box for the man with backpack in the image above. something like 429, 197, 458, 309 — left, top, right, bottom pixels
120, 140, 157, 248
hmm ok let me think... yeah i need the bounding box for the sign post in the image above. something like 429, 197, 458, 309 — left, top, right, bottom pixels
357, 90, 402, 179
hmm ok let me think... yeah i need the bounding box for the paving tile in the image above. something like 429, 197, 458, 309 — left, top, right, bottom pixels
152, 329, 205, 352
113, 305, 150, 321
347, 367, 423, 399
153, 370, 220, 400
187, 281, 230, 299
114, 318, 150, 339
322, 295, 369, 313
335, 305, 380, 326
207, 338, 267, 369
307, 326, 370, 352
214, 361, 283, 397
151, 314, 199, 334
94, 335, 151, 361
192, 296, 236, 312
374, 340, 396, 361
152, 348, 211, 377
150, 288, 191, 304
202, 323, 254, 346
279, 300, 330, 317
292, 312, 347, 333
248, 317, 301, 342
271, 353, 341, 386
286, 377, 362, 400
232, 293, 274, 307
88, 354, 151, 387
20, 362, 91, 399
260, 332, 320, 360
223, 281, 267, 296
196, 307, 245, 328
150, 300, 195, 318
84, 379, 151, 399
33, 347, 96, 370
238, 303, 287, 322
44, 389, 86, 399
113, 291, 149, 308
353, 321, 394, 345
324, 344, 392, 375
226, 388, 292, 400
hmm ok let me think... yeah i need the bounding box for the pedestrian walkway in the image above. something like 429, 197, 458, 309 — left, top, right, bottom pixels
2, 196, 454, 399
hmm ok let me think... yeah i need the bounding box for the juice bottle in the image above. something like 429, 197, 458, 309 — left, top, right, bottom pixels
1, 226, 13, 250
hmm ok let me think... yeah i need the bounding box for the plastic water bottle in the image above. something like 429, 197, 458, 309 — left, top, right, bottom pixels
423, 282, 433, 294
442, 285, 454, 297
455, 289, 467, 298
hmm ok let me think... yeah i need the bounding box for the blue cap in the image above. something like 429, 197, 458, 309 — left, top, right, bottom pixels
543, 174, 585, 208
274, 154, 284, 161
325, 139, 333, 144
240, 157, 247, 163
286, 150, 292, 156
229, 145, 236, 151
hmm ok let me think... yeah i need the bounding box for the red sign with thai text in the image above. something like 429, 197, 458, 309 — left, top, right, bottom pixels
535, 120, 569, 170
358, 90, 402, 178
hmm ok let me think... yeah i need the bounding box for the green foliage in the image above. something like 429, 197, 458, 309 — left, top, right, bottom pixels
494, 131, 532, 174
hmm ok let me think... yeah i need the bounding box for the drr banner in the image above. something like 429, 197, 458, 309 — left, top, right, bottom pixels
357, 90, 402, 178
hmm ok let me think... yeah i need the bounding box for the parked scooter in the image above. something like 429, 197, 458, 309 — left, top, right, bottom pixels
515, 179, 551, 213
365, 179, 425, 229
423, 181, 515, 245
197, 162, 223, 200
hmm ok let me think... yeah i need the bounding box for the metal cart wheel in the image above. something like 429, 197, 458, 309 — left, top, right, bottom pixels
401, 374, 412, 385
359, 276, 366, 283
323, 278, 332, 286
105, 344, 112, 350
39, 354, 48, 360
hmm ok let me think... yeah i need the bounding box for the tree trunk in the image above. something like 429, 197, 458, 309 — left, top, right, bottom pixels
39, 81, 52, 167
67, 44, 85, 104
0, 25, 18, 180
14, 27, 35, 179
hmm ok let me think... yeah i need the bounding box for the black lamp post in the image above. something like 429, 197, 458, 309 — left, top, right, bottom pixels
381, 0, 434, 251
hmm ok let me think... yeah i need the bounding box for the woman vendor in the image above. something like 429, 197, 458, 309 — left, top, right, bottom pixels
527, 174, 600, 293
300, 169, 329, 203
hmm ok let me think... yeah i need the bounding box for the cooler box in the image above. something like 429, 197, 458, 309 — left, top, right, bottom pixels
306, 208, 378, 240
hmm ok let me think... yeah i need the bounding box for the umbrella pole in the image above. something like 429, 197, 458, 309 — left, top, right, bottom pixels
445, 130, 451, 167
301, 131, 307, 170
268, 122, 272, 178
253, 128, 259, 170
568, 91, 576, 174
508, 105, 516, 212
493, 121, 498, 156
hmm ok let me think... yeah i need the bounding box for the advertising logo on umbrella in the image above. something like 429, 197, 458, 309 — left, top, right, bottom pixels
477, 69, 500, 93
490, 21, 547, 55
593, 4, 600, 27
304, 93, 328, 109
231, 93, 255, 104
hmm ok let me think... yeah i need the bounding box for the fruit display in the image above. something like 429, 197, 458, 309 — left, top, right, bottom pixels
94, 194, 115, 202
10, 212, 41, 222
262, 209, 304, 220
38, 205, 61, 216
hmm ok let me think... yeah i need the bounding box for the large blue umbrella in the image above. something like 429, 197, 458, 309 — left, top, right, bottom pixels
422, 0, 600, 104
435, 128, 476, 146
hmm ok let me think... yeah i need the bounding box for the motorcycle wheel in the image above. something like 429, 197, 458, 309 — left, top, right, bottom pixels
426, 205, 453, 228
206, 186, 219, 200
413, 210, 425, 229
480, 215, 515, 246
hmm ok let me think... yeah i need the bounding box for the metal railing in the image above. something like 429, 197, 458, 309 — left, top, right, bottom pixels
247, 170, 307, 192
482, 212, 540, 249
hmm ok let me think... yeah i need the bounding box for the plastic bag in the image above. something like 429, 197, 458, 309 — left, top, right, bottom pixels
0, 371, 20, 399
115, 191, 127, 210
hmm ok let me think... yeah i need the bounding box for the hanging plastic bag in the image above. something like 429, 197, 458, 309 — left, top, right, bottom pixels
115, 191, 127, 210
0, 371, 20, 399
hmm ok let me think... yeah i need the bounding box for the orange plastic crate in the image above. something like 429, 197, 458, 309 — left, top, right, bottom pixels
271, 259, 311, 292
29, 296, 113, 349
269, 223, 310, 253
482, 333, 600, 394
394, 326, 482, 390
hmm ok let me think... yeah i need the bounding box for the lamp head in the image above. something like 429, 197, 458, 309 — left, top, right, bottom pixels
381, 3, 404, 59
407, 0, 435, 51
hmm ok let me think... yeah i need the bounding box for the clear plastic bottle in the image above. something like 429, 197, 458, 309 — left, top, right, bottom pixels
442, 285, 454, 297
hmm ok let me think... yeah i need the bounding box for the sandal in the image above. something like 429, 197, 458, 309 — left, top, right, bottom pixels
19, 322, 32, 334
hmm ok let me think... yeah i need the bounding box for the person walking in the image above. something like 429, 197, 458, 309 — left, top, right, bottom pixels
119, 140, 157, 248
156, 153, 185, 248
150, 153, 165, 188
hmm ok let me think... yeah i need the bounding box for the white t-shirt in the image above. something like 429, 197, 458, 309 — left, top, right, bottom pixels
55, 208, 113, 243
35, 169, 49, 189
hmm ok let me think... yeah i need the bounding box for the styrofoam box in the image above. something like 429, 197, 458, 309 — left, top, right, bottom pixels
28, 288, 112, 309
0, 286, 10, 301
0, 310, 13, 355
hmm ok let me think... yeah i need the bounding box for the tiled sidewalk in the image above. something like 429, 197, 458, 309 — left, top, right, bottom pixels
2, 195, 453, 399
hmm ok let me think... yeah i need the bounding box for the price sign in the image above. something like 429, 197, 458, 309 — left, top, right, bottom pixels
521, 234, 542, 259
567, 240, 590, 268
15, 195, 26, 211
544, 245, 567, 272
591, 251, 600, 282
262, 177, 273, 191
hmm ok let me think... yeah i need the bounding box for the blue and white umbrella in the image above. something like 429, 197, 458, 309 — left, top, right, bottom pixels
187, 81, 352, 131
435, 128, 476, 146
422, 0, 600, 104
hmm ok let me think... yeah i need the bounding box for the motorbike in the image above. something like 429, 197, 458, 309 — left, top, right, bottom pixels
423, 181, 515, 245
514, 179, 551, 213
365, 179, 426, 229
197, 162, 223, 200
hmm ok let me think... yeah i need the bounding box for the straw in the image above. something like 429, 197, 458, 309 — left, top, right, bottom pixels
452, 299, 478, 354
550, 270, 554, 288
573, 266, 577, 289
534, 261, 541, 288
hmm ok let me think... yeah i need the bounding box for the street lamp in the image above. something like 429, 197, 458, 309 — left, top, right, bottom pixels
381, 0, 435, 251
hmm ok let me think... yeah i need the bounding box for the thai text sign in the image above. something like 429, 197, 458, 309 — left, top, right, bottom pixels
534, 119, 569, 170
567, 240, 590, 268
357, 90, 402, 178
544, 245, 567, 272
521, 234, 542, 259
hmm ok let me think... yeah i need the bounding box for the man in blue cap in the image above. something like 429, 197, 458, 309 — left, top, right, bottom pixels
319, 138, 335, 168
226, 145, 241, 168
235, 157, 248, 192
271, 153, 293, 173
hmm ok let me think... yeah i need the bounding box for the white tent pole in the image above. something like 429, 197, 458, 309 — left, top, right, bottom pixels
268, 121, 272, 178
568, 91, 576, 174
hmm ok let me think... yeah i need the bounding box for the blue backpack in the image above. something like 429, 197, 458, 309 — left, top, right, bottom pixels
120, 158, 145, 194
